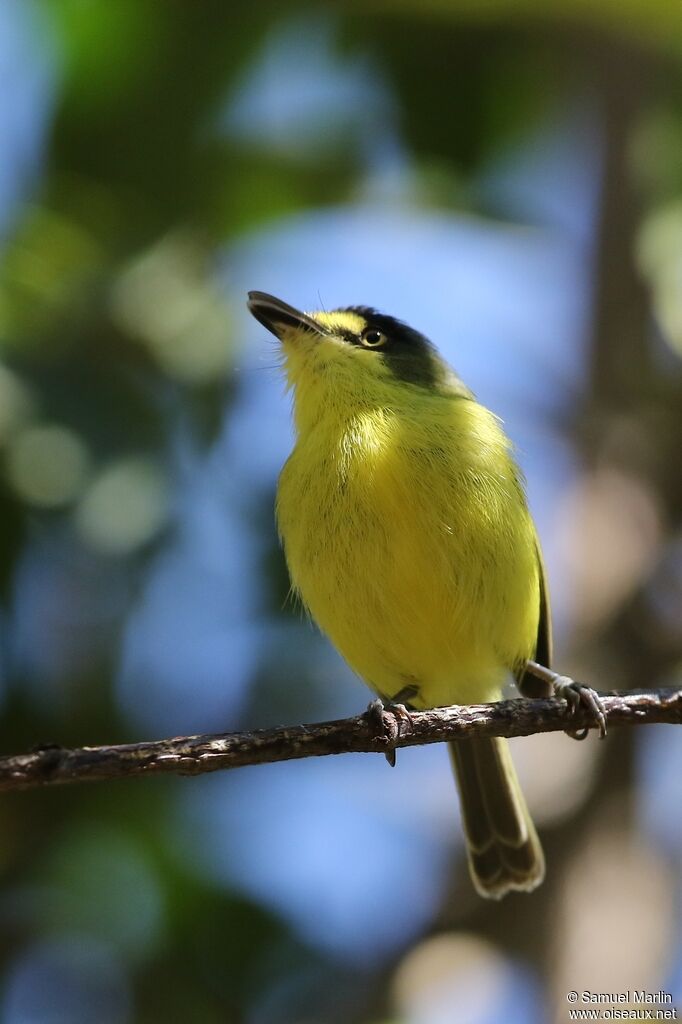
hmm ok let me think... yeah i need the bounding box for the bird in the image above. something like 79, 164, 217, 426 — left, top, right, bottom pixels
247, 290, 606, 899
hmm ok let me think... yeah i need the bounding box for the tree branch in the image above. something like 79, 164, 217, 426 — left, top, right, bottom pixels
1, 689, 680, 793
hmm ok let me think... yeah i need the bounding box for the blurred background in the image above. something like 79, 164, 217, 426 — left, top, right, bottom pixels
0, 1, 681, 1021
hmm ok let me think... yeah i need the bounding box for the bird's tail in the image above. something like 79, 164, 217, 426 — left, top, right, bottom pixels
448, 736, 544, 899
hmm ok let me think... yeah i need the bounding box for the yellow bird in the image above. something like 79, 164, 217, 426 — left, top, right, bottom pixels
248, 291, 605, 899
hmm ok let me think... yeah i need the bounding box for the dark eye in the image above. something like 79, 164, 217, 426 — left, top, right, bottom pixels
361, 328, 387, 349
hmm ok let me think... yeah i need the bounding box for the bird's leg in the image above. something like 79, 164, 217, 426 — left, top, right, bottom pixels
524, 660, 607, 740
366, 684, 419, 767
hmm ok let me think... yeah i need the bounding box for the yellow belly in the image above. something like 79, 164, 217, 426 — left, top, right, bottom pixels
276, 403, 540, 709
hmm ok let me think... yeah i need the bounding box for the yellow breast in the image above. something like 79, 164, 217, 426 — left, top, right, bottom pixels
276, 392, 540, 709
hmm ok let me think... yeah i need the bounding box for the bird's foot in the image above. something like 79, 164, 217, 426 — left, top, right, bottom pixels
553, 676, 607, 740
524, 661, 607, 740
365, 691, 416, 767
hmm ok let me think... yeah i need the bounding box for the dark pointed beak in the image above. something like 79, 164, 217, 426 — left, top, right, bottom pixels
247, 291, 326, 340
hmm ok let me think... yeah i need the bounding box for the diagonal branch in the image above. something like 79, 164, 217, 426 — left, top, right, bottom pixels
1, 688, 680, 793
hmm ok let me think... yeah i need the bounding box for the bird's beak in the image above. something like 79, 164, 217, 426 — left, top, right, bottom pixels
247, 291, 326, 340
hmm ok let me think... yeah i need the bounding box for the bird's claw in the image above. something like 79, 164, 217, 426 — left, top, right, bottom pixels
365, 698, 413, 766
553, 676, 607, 740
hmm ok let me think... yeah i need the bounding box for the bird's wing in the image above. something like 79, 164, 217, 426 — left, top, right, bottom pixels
515, 541, 553, 698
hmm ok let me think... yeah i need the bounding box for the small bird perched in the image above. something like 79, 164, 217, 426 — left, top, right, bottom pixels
247, 291, 606, 899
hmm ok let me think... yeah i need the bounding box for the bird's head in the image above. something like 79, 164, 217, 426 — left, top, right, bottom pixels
247, 292, 466, 429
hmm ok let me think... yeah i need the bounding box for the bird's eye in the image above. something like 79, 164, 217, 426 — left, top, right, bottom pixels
361, 328, 387, 349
